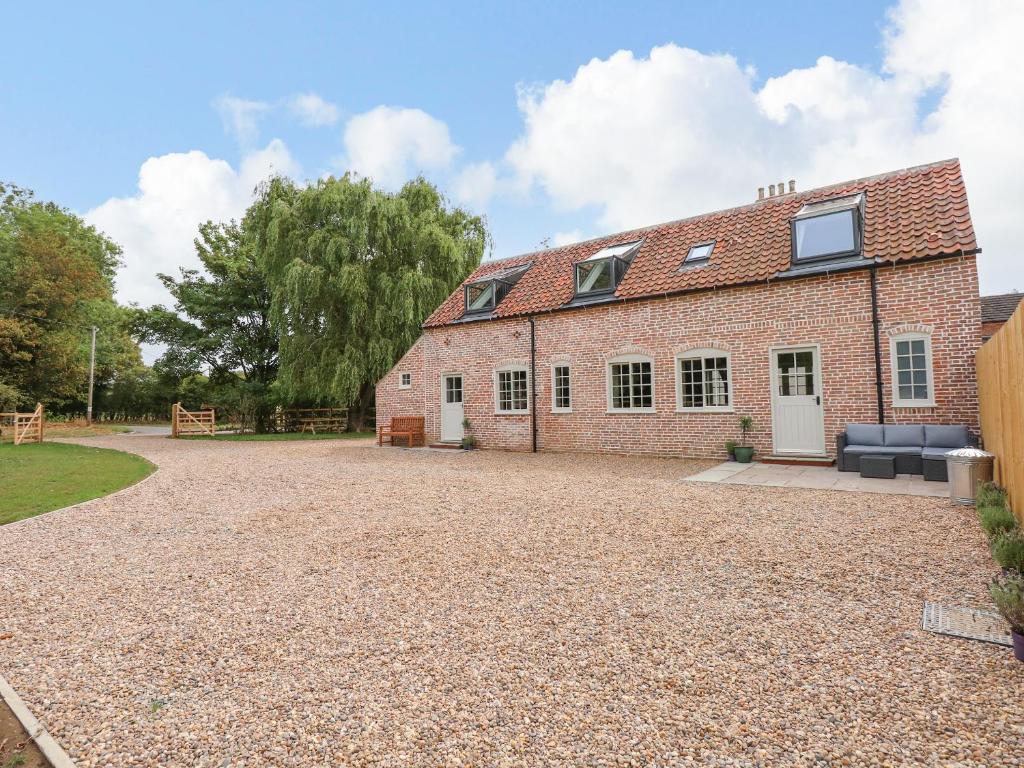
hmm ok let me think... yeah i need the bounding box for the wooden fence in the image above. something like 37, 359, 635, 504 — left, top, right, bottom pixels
272, 407, 348, 434
170, 403, 216, 438
977, 299, 1024, 521
0, 403, 44, 445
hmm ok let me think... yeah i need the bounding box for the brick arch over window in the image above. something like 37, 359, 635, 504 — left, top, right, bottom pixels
494, 358, 529, 370
604, 345, 655, 362
672, 340, 734, 357
886, 323, 935, 338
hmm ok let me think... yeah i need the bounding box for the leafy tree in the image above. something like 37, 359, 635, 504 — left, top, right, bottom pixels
136, 220, 279, 431
0, 183, 139, 411
0, 380, 22, 412
257, 175, 488, 427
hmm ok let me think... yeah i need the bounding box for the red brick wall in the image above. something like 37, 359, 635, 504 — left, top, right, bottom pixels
377, 256, 981, 458
981, 320, 1004, 340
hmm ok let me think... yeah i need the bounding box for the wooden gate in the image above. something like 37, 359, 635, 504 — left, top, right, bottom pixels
171, 403, 216, 438
4, 403, 45, 445
977, 300, 1024, 520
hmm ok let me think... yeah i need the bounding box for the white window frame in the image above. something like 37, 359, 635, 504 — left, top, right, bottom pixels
551, 363, 571, 413
398, 372, 412, 389
675, 349, 733, 412
890, 332, 935, 408
494, 365, 529, 414
606, 354, 656, 413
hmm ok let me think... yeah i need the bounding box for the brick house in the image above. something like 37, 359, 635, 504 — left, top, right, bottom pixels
981, 292, 1023, 341
376, 159, 981, 460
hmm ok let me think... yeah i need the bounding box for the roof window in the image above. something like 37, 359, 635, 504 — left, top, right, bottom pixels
684, 241, 714, 266
791, 193, 864, 263
574, 240, 642, 296
463, 263, 530, 315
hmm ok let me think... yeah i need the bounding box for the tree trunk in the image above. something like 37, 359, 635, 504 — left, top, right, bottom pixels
350, 381, 375, 432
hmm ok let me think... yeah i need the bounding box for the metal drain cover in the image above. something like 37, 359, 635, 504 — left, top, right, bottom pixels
922, 602, 1012, 647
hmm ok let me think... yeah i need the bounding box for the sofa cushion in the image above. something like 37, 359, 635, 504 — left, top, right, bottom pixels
846, 424, 884, 446
883, 424, 925, 447
924, 424, 970, 448
844, 445, 922, 455
922, 446, 956, 459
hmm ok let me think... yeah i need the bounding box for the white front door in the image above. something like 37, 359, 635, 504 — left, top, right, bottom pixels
440, 374, 464, 442
770, 346, 826, 455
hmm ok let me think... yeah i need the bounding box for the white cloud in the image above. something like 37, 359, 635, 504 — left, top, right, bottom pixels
341, 106, 460, 189
453, 161, 498, 208
213, 95, 271, 147
287, 92, 340, 126
552, 230, 584, 247
85, 140, 299, 311
500, 0, 1024, 292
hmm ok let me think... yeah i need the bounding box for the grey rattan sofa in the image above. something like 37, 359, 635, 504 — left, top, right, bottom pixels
836, 424, 976, 477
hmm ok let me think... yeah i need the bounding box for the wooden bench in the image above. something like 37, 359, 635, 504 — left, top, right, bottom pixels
378, 416, 425, 448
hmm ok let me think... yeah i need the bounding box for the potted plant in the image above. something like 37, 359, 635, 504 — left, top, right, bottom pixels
989, 573, 1024, 662
733, 416, 755, 463
461, 417, 476, 450
724, 440, 737, 461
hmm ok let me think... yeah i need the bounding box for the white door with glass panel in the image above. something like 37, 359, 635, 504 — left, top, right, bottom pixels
770, 347, 826, 455
441, 374, 464, 442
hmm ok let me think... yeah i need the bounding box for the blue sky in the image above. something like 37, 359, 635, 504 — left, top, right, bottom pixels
3, 0, 1021, 318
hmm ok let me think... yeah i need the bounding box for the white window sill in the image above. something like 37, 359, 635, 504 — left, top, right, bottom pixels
606, 408, 656, 414
398, 385, 412, 390
494, 410, 529, 416
893, 400, 936, 409
675, 406, 734, 414
551, 408, 572, 414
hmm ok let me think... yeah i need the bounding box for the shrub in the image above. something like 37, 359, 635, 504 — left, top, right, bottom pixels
989, 573, 1024, 634
977, 481, 1008, 510
979, 505, 1018, 538
991, 530, 1024, 573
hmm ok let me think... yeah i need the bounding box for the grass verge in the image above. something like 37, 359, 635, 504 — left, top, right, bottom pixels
0, 442, 155, 525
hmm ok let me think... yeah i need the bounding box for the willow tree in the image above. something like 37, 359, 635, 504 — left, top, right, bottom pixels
255, 175, 487, 428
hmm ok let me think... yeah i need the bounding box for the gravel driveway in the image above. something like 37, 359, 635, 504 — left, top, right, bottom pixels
1, 437, 1021, 766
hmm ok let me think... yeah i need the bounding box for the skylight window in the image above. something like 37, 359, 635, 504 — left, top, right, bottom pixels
574, 240, 642, 297
684, 242, 714, 265
463, 263, 530, 315
792, 193, 864, 263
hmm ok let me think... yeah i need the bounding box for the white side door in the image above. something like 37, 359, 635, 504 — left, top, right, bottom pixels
440, 374, 464, 442
770, 346, 826, 455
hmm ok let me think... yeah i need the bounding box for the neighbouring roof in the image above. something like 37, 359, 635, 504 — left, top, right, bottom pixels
980, 292, 1023, 324
424, 158, 977, 327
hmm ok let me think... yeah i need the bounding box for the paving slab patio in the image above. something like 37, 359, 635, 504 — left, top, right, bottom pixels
686, 460, 951, 497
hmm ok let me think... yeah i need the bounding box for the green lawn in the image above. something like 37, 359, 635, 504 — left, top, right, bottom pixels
0, 442, 155, 525
180, 431, 375, 441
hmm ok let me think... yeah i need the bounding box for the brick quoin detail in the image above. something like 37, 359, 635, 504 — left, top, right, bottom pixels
377, 257, 981, 459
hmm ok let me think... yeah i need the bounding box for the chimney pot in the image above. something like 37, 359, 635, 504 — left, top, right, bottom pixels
758, 187, 764, 200
769, 184, 776, 196
789, 179, 796, 193
778, 181, 784, 195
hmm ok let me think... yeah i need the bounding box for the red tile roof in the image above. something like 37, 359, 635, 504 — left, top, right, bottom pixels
424, 158, 977, 327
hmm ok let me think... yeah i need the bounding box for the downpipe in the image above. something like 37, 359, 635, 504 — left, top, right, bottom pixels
529, 317, 538, 453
